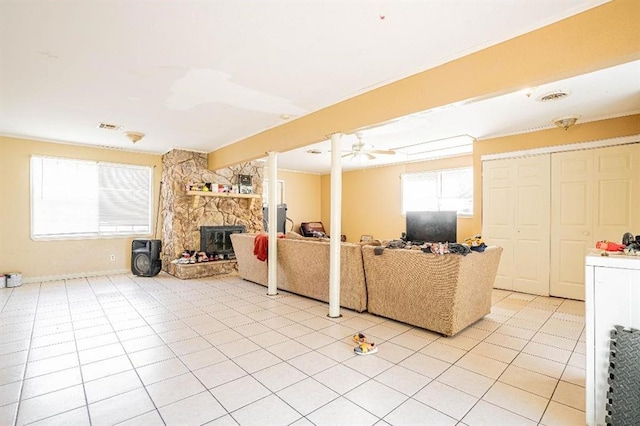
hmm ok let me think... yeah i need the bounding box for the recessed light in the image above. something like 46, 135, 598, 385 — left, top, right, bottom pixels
280, 114, 291, 120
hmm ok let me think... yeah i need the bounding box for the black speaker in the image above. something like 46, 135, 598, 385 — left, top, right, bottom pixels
131, 239, 162, 277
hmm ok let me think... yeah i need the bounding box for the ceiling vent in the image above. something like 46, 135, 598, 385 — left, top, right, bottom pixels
97, 122, 122, 130
537, 91, 570, 102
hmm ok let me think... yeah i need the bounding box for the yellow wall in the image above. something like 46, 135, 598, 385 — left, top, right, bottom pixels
321, 155, 474, 242
274, 169, 322, 233
317, 114, 640, 243
208, 0, 640, 170
0, 136, 163, 282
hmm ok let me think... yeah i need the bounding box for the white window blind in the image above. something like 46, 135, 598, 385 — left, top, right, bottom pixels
401, 167, 473, 215
31, 156, 153, 238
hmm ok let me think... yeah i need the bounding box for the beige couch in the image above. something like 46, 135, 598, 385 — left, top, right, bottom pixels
230, 233, 368, 312
231, 233, 502, 335
361, 245, 503, 336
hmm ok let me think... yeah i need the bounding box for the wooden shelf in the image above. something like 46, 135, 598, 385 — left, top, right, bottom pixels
186, 191, 260, 199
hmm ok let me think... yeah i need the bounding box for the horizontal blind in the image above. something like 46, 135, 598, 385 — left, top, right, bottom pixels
31, 156, 152, 238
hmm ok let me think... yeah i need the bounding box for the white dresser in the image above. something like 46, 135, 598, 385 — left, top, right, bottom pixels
585, 254, 640, 426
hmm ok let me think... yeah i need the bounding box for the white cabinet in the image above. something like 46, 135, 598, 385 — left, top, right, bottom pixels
585, 254, 640, 426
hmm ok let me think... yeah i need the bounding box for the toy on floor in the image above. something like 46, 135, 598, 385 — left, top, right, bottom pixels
352, 332, 378, 355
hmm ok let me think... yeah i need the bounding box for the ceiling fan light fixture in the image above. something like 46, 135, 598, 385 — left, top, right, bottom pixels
553, 115, 579, 130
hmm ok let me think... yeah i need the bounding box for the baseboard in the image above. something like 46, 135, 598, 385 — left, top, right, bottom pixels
22, 269, 130, 284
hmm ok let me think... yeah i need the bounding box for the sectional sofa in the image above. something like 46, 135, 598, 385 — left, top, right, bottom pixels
230, 233, 502, 336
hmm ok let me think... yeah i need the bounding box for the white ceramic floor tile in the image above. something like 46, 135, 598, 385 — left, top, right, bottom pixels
233, 348, 282, 374
84, 369, 143, 404
436, 366, 494, 398
307, 397, 379, 426
136, 357, 188, 385
25, 352, 79, 379
374, 365, 432, 396
483, 382, 548, 422
17, 384, 86, 425
252, 362, 308, 392
374, 342, 414, 364
551, 380, 585, 411
287, 350, 337, 376
498, 365, 558, 399
117, 409, 165, 426
28, 407, 90, 426
180, 346, 228, 371
193, 359, 248, 389
146, 372, 206, 407
277, 377, 339, 415
384, 398, 457, 426
81, 354, 133, 382
343, 352, 395, 378
540, 400, 585, 426
317, 341, 356, 362
398, 352, 450, 379
419, 341, 467, 363
210, 375, 271, 412
313, 363, 369, 395
345, 380, 409, 418
159, 391, 227, 426
266, 339, 311, 360
462, 400, 537, 426
413, 380, 478, 420
21, 366, 83, 400
231, 394, 302, 426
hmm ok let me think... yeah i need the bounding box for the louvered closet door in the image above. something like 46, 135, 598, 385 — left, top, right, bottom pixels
483, 155, 551, 295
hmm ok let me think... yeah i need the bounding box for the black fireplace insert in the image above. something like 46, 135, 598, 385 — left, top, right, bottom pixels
200, 225, 245, 258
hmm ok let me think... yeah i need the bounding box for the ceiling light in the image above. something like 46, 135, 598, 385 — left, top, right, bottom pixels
553, 115, 579, 130
537, 91, 570, 102
125, 131, 145, 143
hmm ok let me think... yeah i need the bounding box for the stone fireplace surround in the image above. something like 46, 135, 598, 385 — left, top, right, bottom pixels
160, 149, 264, 279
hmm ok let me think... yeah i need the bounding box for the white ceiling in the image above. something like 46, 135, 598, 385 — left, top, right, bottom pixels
2, 0, 637, 174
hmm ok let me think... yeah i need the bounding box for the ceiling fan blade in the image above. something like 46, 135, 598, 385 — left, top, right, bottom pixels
369, 149, 396, 155
366, 153, 376, 160
342, 153, 354, 159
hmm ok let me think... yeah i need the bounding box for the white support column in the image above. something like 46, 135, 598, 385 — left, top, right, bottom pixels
267, 151, 278, 296
328, 133, 343, 318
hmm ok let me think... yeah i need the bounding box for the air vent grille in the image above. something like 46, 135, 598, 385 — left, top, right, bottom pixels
97, 122, 122, 130
537, 91, 570, 102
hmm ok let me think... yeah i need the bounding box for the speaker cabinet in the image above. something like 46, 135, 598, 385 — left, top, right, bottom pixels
131, 239, 162, 277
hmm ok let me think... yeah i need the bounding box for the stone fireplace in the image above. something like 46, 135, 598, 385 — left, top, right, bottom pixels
160, 149, 263, 278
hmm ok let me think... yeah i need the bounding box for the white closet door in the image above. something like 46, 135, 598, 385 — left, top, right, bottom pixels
551, 150, 594, 300
551, 143, 640, 300
483, 155, 550, 295
483, 160, 515, 290
593, 144, 640, 243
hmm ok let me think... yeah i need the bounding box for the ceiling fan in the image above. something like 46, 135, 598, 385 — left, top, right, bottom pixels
342, 132, 396, 160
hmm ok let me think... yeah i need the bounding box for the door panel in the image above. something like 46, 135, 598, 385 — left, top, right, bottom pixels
483, 155, 550, 295
593, 144, 639, 242
551, 150, 593, 300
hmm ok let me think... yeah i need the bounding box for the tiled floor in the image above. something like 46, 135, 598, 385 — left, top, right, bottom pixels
0, 273, 586, 425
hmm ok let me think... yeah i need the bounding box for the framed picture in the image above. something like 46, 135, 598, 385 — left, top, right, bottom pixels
360, 235, 373, 242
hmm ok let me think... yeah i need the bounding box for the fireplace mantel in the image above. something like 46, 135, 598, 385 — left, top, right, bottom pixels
186, 191, 260, 199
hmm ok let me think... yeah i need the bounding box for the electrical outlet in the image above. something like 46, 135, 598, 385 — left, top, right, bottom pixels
110, 254, 116, 261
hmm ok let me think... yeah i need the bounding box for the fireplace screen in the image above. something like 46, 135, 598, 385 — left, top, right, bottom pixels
200, 226, 245, 256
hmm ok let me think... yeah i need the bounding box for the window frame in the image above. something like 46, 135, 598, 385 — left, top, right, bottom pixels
400, 166, 474, 217
30, 155, 154, 240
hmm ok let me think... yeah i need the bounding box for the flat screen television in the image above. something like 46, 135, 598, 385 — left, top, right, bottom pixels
405, 211, 457, 243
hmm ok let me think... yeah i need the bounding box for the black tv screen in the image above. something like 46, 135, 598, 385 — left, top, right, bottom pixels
406, 211, 457, 243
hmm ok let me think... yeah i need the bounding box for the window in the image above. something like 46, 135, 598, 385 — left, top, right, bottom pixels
401, 167, 473, 215
31, 156, 153, 238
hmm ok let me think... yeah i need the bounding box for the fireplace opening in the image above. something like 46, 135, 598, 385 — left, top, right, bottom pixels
200, 225, 245, 259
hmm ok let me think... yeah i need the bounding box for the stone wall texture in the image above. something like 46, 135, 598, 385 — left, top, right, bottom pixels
160, 149, 264, 272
